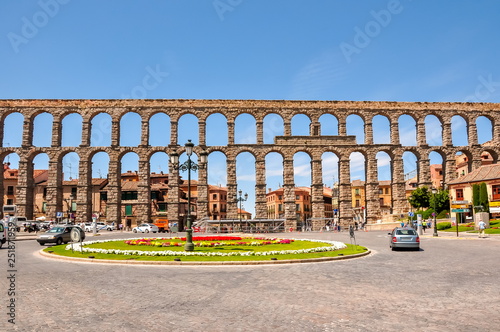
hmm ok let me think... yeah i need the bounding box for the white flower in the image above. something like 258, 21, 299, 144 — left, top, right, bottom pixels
65, 237, 347, 257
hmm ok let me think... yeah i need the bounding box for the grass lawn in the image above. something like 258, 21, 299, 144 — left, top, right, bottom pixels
44, 237, 368, 262
441, 219, 500, 234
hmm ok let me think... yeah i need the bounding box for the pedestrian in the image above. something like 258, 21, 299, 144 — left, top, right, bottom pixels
400, 221, 405, 228
478, 219, 486, 238
119, 223, 123, 232
422, 220, 427, 232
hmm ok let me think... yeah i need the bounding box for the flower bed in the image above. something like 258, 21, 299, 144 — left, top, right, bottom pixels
66, 237, 347, 257
124, 237, 294, 247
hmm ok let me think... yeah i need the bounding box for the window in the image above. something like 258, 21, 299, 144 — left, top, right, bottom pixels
71, 187, 77, 199
355, 189, 360, 195
385, 188, 389, 195
378, 188, 383, 194
355, 200, 360, 207
456, 189, 464, 200
278, 195, 283, 200
122, 191, 138, 200
125, 205, 133, 216
213, 194, 217, 199
492, 185, 500, 200
7, 199, 13, 205
7, 186, 14, 195
100, 192, 108, 201
278, 204, 283, 212
158, 203, 167, 212
151, 191, 158, 200
296, 204, 300, 211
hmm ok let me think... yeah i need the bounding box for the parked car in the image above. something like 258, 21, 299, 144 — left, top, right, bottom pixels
389, 227, 420, 251
36, 225, 85, 246
84, 222, 108, 232
106, 223, 117, 231
132, 223, 159, 233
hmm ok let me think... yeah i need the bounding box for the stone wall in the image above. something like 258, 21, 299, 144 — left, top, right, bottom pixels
1, 99, 499, 229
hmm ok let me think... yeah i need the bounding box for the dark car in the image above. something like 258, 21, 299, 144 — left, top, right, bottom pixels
36, 225, 85, 246
389, 227, 420, 251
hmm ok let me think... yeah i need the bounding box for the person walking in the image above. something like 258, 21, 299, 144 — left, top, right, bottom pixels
478, 219, 486, 238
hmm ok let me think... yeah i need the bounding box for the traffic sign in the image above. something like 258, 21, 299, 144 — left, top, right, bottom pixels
451, 204, 469, 209
451, 208, 470, 213
452, 200, 468, 204
408, 212, 414, 217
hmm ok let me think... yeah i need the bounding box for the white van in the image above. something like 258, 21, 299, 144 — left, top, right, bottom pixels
0, 221, 6, 248
7, 216, 27, 232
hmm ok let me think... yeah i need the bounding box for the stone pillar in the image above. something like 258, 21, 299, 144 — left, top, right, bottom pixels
77, 159, 93, 223
283, 157, 296, 229
416, 120, 426, 146
199, 120, 207, 147
338, 158, 351, 225
45, 160, 62, 220
21, 116, 34, 148
106, 160, 121, 227
256, 121, 264, 144
493, 122, 500, 144
226, 158, 238, 219
227, 121, 235, 145
16, 159, 34, 219
136, 159, 151, 223
392, 156, 407, 215
170, 121, 178, 146
418, 157, 432, 188
365, 121, 373, 145
365, 156, 381, 223
167, 163, 180, 228
80, 120, 91, 147
140, 119, 149, 147
197, 156, 209, 220
338, 117, 347, 136
255, 158, 267, 219
444, 154, 457, 188
310, 121, 321, 136
283, 120, 291, 136
442, 121, 452, 147
468, 121, 478, 146
111, 120, 120, 147
310, 158, 325, 230
390, 120, 399, 145
51, 120, 62, 147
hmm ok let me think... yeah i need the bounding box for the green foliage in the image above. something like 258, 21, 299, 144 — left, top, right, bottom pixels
408, 186, 431, 209
437, 222, 451, 230
479, 182, 489, 212
437, 210, 449, 219
472, 184, 480, 212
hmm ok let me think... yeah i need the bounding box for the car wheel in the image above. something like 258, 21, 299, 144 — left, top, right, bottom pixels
145, 229, 149, 233
39, 243, 44, 246
56, 238, 63, 245
133, 229, 137, 233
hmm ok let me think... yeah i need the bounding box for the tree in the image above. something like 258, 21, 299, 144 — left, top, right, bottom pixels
430, 189, 450, 214
408, 186, 431, 209
472, 184, 481, 212
479, 182, 490, 213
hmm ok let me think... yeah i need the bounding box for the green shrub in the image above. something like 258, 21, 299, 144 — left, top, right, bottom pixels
437, 222, 451, 230
437, 210, 449, 219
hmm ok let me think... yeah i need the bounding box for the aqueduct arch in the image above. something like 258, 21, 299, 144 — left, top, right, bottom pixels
1, 99, 499, 229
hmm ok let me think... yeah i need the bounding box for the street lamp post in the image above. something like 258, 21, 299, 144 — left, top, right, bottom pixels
236, 189, 248, 231
432, 187, 438, 237
170, 140, 207, 251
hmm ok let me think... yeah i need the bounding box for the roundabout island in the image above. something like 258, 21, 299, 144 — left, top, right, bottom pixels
39, 234, 371, 265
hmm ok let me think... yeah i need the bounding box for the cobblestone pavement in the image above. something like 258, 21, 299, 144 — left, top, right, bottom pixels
1, 230, 499, 332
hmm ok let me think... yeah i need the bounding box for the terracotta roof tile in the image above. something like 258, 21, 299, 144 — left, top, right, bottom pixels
448, 164, 500, 185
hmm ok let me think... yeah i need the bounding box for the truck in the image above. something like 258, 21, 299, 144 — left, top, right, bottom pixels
153, 218, 169, 233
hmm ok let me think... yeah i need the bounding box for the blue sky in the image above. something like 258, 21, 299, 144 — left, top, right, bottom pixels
1, 0, 500, 215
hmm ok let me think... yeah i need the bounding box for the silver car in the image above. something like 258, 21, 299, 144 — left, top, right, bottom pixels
37, 225, 85, 246
389, 227, 420, 251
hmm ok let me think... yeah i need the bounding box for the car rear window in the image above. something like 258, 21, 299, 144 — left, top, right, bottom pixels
396, 229, 417, 235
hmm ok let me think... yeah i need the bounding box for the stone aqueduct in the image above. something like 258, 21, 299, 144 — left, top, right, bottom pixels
1, 99, 500, 229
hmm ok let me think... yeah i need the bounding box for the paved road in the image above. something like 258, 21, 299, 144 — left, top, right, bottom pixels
1, 230, 499, 332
